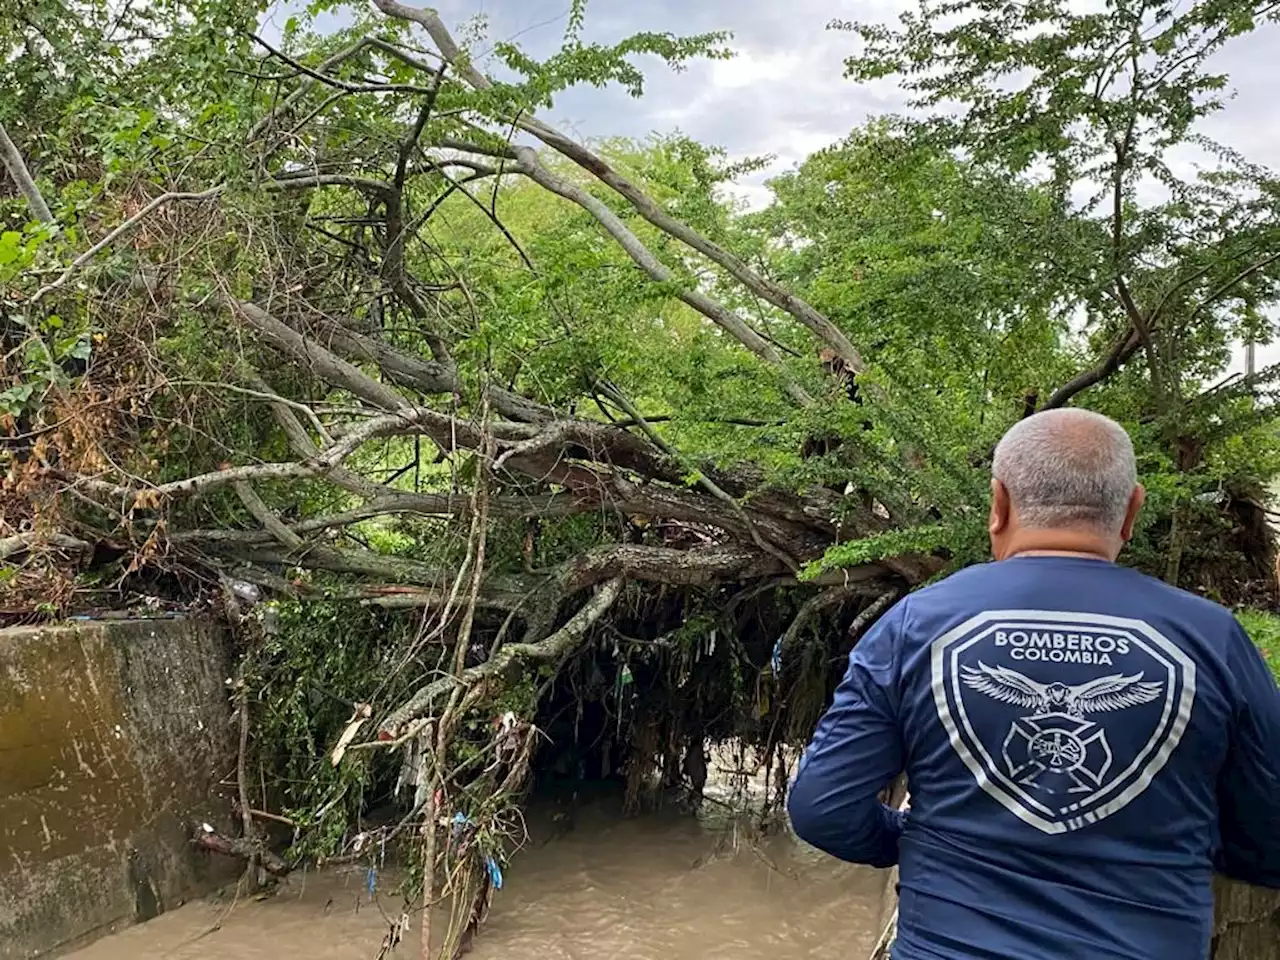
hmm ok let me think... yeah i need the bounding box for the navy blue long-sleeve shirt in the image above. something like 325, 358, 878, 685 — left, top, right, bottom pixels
788, 556, 1280, 959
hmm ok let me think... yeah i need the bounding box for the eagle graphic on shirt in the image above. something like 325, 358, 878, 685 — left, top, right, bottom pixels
960, 661, 1164, 719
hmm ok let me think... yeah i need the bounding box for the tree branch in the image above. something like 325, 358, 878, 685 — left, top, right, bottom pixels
317, 316, 550, 422
248, 32, 436, 97
228, 299, 410, 411
264, 173, 394, 201
32, 186, 225, 302
0, 532, 91, 561
192, 825, 291, 877
1048, 248, 1280, 414
778, 583, 871, 663
371, 2, 865, 374
521, 115, 867, 371
1110, 114, 1165, 402
594, 379, 799, 570
1188, 251, 1280, 321
0, 123, 53, 222
63, 406, 467, 506
233, 481, 304, 549
171, 378, 334, 445
495, 153, 812, 405
846, 590, 898, 640
376, 576, 624, 737
395, 62, 449, 190
1041, 327, 1142, 410
248, 38, 372, 140
243, 371, 398, 502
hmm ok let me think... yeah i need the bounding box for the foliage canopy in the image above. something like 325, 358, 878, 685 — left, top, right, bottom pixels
3, 0, 1280, 949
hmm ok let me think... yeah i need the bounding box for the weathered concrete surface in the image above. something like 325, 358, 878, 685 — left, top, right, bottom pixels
0, 619, 237, 958
1212, 875, 1280, 959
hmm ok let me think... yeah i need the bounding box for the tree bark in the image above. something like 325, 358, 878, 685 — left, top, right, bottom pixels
1212, 876, 1280, 960
0, 123, 52, 222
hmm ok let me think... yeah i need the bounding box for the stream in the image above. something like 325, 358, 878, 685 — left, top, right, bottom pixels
65, 787, 889, 960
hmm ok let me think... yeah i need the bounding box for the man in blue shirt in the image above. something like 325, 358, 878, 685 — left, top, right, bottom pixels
788, 408, 1280, 959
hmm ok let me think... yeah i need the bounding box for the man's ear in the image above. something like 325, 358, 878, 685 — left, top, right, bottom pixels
989, 478, 1010, 536
1120, 485, 1146, 542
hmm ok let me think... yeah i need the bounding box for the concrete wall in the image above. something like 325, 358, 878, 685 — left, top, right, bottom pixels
0, 619, 237, 958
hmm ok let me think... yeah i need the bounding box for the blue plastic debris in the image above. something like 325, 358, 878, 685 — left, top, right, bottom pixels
485, 856, 503, 890
770, 636, 784, 674
366, 866, 377, 899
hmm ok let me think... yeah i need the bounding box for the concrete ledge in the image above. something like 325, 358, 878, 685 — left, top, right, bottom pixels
0, 618, 237, 958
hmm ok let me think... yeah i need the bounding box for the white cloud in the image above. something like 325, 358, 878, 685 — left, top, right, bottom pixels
707, 48, 804, 89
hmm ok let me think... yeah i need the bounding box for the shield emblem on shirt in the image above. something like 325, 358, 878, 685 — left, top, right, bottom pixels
931, 610, 1197, 834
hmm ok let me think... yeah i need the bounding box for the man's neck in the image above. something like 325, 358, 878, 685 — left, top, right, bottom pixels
1007, 549, 1110, 561
999, 528, 1119, 563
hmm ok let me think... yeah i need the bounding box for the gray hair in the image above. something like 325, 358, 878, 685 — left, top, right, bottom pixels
992, 409, 1137, 532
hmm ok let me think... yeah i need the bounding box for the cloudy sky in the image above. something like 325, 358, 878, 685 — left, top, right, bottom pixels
262, 0, 1280, 372
262, 0, 1280, 199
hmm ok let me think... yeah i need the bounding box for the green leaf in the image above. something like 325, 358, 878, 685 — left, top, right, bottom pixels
0, 231, 23, 265
0, 382, 37, 416
68, 337, 93, 361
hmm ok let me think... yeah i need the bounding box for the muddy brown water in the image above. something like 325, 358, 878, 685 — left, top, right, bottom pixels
66, 791, 889, 960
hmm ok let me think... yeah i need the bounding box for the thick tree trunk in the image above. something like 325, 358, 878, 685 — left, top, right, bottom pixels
1212, 876, 1280, 959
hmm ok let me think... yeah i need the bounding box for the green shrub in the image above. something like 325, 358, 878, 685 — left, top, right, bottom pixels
1234, 609, 1280, 680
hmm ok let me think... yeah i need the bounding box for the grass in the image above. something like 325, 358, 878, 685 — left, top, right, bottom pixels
1234, 609, 1280, 680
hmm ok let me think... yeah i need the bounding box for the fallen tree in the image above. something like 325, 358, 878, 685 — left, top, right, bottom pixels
3, 0, 1280, 955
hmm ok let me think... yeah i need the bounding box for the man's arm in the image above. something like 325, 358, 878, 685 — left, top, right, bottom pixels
1216, 622, 1280, 889
786, 598, 907, 868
